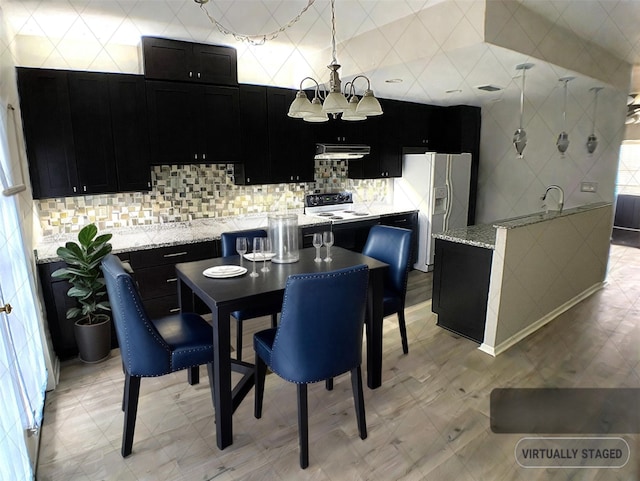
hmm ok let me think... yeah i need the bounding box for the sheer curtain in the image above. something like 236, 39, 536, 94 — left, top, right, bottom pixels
0, 68, 48, 481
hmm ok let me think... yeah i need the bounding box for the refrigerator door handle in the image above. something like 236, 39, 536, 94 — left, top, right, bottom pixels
444, 155, 452, 230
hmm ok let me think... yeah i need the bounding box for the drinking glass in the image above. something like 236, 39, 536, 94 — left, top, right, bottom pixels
250, 237, 261, 277
312, 232, 323, 262
323, 231, 334, 262
260, 237, 271, 273
236, 237, 248, 267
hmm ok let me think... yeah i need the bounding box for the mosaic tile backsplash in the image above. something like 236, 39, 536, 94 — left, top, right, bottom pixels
36, 160, 390, 236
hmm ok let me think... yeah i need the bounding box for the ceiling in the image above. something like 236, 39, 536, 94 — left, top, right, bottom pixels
2, 0, 640, 106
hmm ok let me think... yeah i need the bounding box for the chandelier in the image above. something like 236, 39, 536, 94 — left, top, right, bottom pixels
287, 0, 383, 122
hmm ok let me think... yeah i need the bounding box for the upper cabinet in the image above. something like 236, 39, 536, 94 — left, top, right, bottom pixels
142, 36, 237, 86
146, 81, 240, 165
17, 68, 151, 199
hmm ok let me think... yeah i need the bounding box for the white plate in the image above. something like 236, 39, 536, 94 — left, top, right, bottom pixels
243, 252, 276, 261
203, 265, 247, 278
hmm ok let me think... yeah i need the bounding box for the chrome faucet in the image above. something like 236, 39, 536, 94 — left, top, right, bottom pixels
541, 185, 564, 213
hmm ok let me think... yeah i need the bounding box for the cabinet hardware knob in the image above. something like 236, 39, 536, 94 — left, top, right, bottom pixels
0, 303, 12, 314
83, 185, 87, 192
202, 153, 206, 160
194, 153, 198, 160
169, 308, 181, 313
197, 72, 201, 79
166, 278, 177, 283
73, 186, 77, 193
189, 71, 193, 78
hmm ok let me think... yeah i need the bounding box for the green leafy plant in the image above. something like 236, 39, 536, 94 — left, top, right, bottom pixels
51, 224, 113, 325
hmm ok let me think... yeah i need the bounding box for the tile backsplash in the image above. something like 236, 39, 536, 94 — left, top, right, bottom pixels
36, 160, 390, 236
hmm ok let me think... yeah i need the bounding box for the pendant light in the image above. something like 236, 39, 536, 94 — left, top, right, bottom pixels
586, 87, 603, 154
287, 0, 382, 121
556, 77, 574, 155
513, 63, 534, 158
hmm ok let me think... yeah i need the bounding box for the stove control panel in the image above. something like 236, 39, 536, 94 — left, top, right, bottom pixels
305, 192, 353, 207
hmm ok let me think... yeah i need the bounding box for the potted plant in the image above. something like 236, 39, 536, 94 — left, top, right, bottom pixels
52, 224, 113, 363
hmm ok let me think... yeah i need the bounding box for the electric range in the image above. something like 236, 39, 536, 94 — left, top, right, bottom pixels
304, 192, 379, 224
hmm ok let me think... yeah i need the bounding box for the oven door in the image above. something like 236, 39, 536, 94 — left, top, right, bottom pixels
332, 218, 381, 252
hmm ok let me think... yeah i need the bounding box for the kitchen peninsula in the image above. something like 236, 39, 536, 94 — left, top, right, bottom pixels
432, 202, 614, 356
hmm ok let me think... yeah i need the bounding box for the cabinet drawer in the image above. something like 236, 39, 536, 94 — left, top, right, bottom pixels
380, 212, 417, 227
143, 295, 181, 319
134, 264, 180, 300
128, 241, 215, 268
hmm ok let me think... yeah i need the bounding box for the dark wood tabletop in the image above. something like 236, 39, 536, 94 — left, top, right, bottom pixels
175, 246, 388, 450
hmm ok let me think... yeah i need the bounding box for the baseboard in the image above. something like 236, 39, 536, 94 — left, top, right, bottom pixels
478, 282, 605, 357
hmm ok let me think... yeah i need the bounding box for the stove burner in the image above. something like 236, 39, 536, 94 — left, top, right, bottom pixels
317, 213, 334, 217
330, 215, 343, 220
353, 212, 370, 216
343, 210, 355, 214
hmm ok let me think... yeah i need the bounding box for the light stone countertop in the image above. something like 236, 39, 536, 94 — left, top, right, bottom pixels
432, 202, 613, 250
35, 205, 418, 263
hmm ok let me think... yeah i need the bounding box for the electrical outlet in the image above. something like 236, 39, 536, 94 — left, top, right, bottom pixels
581, 182, 598, 193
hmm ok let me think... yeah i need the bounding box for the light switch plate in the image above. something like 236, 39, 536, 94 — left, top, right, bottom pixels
581, 182, 598, 193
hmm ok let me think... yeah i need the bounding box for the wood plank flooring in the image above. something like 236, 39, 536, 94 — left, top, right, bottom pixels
36, 244, 639, 480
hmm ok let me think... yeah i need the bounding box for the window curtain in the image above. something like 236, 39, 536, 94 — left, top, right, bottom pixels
0, 97, 47, 481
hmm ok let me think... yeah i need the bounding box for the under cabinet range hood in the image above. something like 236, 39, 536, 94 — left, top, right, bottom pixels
314, 143, 370, 160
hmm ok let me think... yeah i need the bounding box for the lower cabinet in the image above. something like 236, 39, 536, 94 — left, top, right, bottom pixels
431, 238, 492, 343
379, 211, 418, 266
38, 240, 219, 360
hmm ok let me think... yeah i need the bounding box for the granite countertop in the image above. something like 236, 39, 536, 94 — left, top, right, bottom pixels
35, 204, 419, 263
432, 202, 612, 250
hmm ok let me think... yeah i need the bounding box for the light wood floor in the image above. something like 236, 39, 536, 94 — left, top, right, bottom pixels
36, 244, 639, 480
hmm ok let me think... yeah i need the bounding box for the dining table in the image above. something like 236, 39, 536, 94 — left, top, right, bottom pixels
175, 246, 388, 450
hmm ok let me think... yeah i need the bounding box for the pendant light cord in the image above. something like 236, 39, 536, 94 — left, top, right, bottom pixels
562, 80, 567, 129
197, 0, 316, 46
519, 69, 526, 129
591, 89, 599, 134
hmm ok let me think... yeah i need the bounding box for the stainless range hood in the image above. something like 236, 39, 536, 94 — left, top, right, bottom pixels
314, 143, 371, 160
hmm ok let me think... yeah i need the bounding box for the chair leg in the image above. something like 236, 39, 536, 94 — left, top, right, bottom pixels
325, 378, 333, 391
122, 374, 141, 457
398, 310, 409, 354
297, 384, 309, 469
254, 355, 267, 419
270, 313, 278, 328
350, 366, 367, 440
188, 365, 200, 385
236, 320, 243, 361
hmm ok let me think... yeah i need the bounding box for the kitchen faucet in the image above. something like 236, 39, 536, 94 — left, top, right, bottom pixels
541, 185, 564, 213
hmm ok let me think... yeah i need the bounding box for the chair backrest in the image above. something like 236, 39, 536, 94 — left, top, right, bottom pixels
362, 225, 412, 297
220, 229, 268, 257
270, 265, 369, 384
101, 254, 171, 377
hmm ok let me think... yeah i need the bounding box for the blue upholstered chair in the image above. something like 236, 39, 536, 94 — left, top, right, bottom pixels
101, 254, 215, 457
253, 265, 369, 469
362, 225, 413, 354
220, 229, 279, 360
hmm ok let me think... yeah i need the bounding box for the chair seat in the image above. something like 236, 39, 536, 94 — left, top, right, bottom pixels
254, 328, 276, 365
382, 288, 402, 317
232, 304, 281, 322
153, 313, 214, 371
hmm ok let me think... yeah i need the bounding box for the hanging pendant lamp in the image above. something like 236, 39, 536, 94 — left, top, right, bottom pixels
556, 77, 574, 155
513, 63, 534, 158
586, 87, 603, 154
287, 0, 382, 121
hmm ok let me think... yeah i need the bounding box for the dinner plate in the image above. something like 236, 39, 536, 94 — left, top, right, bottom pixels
243, 252, 276, 261
203, 265, 247, 278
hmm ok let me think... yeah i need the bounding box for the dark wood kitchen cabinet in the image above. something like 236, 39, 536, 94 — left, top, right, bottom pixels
265, 87, 315, 183
142, 36, 237, 86
17, 68, 151, 199
234, 85, 271, 185
380, 211, 418, 265
146, 80, 240, 164
432, 238, 492, 343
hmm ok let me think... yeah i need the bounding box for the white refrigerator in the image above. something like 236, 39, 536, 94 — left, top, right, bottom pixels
393, 152, 472, 272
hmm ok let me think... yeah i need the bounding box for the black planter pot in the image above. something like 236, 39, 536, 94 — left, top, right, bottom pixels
74, 315, 112, 363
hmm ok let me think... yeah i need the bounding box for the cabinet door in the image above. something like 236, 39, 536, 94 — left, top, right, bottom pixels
68, 71, 118, 195
193, 43, 238, 85
146, 81, 197, 164
142, 36, 192, 82
267, 87, 315, 183
236, 85, 270, 184
17, 68, 77, 199
199, 85, 240, 163
108, 74, 151, 192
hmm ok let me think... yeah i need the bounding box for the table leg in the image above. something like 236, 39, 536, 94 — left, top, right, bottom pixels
366, 269, 384, 389
212, 305, 233, 450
